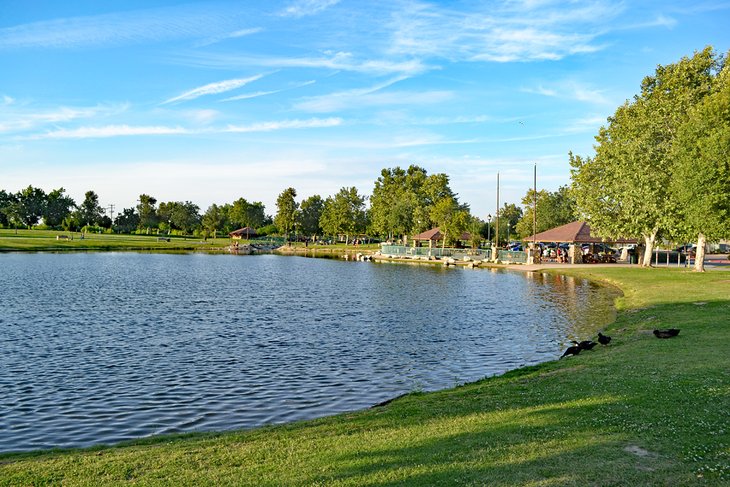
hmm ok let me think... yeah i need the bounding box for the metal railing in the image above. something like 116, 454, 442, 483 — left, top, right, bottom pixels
497, 250, 528, 264
380, 245, 491, 260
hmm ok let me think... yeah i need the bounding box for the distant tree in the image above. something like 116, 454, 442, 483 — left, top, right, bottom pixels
13, 185, 46, 228
516, 186, 576, 238
202, 204, 225, 239
319, 187, 367, 244
0, 189, 16, 227
496, 203, 523, 245
137, 194, 158, 234
228, 198, 266, 230
159, 201, 200, 235
76, 190, 104, 227
274, 188, 299, 240
370, 165, 460, 242
114, 207, 140, 234
299, 195, 324, 239
428, 196, 473, 248
42, 188, 76, 228
172, 201, 200, 235
671, 68, 730, 271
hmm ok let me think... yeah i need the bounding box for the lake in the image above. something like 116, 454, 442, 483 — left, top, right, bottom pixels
0, 252, 618, 452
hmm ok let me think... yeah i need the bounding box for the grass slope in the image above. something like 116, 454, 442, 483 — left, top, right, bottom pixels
1, 267, 728, 486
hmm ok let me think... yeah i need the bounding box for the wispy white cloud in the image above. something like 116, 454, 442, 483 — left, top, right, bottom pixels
280, 0, 340, 18
173, 51, 431, 76
26, 118, 343, 139
224, 117, 343, 132
2, 95, 14, 105
0, 104, 127, 133
0, 4, 250, 49
522, 80, 611, 105
296, 89, 453, 113
34, 125, 191, 139
293, 76, 409, 112
162, 75, 266, 104
221, 80, 316, 102
386, 1, 618, 62
193, 27, 263, 47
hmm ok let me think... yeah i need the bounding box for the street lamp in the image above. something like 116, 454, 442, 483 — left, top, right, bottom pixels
507, 223, 511, 248
487, 214, 492, 245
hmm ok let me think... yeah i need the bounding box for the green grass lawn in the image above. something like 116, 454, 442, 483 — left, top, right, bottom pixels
1, 267, 728, 486
0, 229, 232, 251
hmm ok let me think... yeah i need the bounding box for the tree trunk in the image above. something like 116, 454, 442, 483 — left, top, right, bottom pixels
693, 233, 706, 272
641, 231, 657, 267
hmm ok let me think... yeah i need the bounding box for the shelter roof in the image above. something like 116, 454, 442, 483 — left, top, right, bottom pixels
522, 221, 637, 244
412, 227, 472, 241
229, 226, 257, 237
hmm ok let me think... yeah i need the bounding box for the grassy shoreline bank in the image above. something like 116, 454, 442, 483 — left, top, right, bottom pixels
1, 266, 728, 485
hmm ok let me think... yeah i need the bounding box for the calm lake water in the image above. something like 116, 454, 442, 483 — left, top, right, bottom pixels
0, 253, 618, 452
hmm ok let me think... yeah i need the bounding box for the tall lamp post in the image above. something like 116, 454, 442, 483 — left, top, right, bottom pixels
487, 214, 492, 245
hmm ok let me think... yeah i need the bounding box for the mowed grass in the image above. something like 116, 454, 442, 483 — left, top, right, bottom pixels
0, 229, 232, 251
1, 267, 728, 486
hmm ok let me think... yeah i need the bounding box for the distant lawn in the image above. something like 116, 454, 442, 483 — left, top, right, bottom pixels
0, 267, 728, 486
0, 229, 233, 251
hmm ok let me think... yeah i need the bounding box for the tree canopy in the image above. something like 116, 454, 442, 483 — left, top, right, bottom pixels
570, 46, 724, 266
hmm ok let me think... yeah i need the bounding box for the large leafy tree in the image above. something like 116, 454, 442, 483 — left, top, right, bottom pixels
299, 195, 324, 239
42, 188, 76, 228
12, 185, 46, 228
114, 207, 140, 234
137, 194, 158, 233
671, 66, 730, 271
516, 186, 576, 238
202, 204, 225, 239
76, 190, 104, 227
570, 47, 721, 266
228, 198, 266, 230
0, 189, 17, 227
319, 187, 367, 244
159, 201, 200, 235
370, 165, 459, 241
274, 188, 299, 240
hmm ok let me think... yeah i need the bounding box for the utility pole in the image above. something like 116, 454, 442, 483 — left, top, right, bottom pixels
106, 204, 115, 222
495, 172, 500, 261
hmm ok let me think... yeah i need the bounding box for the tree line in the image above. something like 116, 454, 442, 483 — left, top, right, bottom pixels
569, 45, 730, 270
0, 166, 578, 246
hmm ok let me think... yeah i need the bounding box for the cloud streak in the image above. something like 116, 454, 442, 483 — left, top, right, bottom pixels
28, 118, 343, 139
0, 4, 252, 49
280, 0, 341, 18
221, 80, 316, 102
162, 75, 266, 104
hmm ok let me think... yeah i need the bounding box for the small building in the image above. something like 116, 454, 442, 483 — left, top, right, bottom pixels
522, 221, 637, 263
229, 227, 257, 239
412, 227, 471, 248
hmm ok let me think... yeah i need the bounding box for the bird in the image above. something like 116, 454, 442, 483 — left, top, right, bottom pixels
653, 329, 680, 338
574, 340, 598, 351
561, 344, 582, 358
597, 332, 611, 345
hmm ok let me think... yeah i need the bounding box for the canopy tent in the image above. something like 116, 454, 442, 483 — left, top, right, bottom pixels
522, 221, 636, 244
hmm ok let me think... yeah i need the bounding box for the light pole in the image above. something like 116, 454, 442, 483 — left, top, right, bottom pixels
487, 214, 492, 245
507, 223, 511, 248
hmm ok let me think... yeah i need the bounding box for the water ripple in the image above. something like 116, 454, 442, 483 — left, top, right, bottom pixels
0, 253, 617, 452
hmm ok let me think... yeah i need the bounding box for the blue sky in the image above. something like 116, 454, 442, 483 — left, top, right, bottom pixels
1, 0, 728, 218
